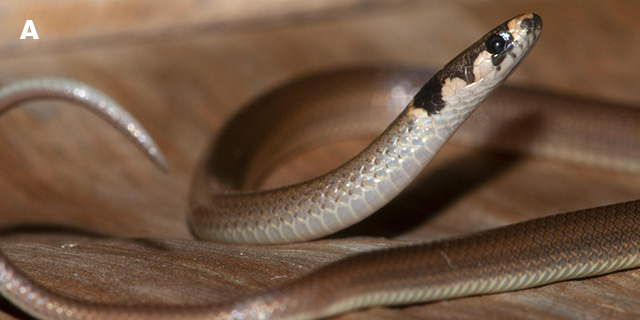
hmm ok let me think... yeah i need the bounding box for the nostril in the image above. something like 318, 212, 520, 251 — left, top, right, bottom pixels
521, 18, 534, 31
532, 14, 543, 30
521, 14, 543, 36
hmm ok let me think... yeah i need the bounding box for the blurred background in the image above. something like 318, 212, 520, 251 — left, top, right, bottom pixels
1, 0, 638, 236
1, 1, 639, 102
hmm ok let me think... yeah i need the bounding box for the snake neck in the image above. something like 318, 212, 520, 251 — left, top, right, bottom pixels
188, 96, 482, 244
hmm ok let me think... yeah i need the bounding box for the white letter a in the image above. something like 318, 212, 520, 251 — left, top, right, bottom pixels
20, 20, 39, 39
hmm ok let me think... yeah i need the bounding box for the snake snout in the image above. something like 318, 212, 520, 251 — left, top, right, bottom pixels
519, 13, 543, 38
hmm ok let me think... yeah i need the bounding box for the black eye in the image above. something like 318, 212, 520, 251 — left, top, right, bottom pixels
485, 34, 506, 54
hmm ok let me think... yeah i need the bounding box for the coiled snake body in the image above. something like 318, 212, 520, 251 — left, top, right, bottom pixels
0, 13, 639, 320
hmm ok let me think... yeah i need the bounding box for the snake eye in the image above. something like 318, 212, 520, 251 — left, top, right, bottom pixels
485, 34, 507, 54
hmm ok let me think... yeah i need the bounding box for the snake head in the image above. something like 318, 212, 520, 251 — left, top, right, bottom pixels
413, 13, 542, 115
472, 13, 542, 85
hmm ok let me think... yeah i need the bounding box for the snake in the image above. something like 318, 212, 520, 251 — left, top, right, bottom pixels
0, 12, 639, 320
